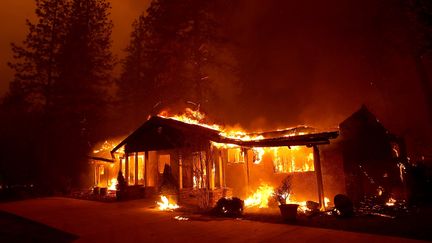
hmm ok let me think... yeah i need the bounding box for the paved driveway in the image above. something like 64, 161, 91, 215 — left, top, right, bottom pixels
0, 197, 425, 242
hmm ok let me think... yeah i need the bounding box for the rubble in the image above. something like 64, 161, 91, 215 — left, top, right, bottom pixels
357, 196, 410, 219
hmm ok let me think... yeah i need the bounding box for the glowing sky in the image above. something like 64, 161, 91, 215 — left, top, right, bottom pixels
0, 0, 150, 95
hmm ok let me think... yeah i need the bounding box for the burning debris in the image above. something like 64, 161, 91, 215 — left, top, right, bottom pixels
244, 184, 275, 208
157, 195, 179, 211
173, 216, 189, 221
357, 196, 409, 219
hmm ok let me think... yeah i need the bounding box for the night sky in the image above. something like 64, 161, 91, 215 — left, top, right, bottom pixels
1, 0, 431, 154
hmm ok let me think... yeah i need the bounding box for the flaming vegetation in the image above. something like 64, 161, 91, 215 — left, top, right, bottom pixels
244, 183, 330, 212
157, 195, 180, 211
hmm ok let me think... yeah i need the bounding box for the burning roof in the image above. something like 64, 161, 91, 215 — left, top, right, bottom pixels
111, 112, 338, 155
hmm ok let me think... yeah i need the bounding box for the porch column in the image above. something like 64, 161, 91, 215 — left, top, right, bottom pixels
125, 153, 129, 185
313, 145, 325, 209
135, 152, 139, 185
178, 154, 183, 189
144, 151, 149, 187
245, 149, 250, 189
218, 152, 223, 188
209, 160, 214, 190
94, 164, 98, 186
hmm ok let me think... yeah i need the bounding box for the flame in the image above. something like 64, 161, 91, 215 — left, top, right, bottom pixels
244, 183, 331, 212
159, 109, 268, 142
157, 195, 180, 211
324, 197, 330, 208
159, 109, 316, 173
253, 147, 265, 164
386, 197, 396, 206
108, 178, 117, 191
159, 108, 221, 131
244, 184, 275, 208
93, 139, 124, 154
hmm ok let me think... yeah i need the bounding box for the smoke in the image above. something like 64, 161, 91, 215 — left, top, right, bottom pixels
110, 0, 150, 54
211, 0, 431, 155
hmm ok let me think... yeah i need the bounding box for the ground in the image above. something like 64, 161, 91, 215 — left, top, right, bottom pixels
0, 197, 428, 242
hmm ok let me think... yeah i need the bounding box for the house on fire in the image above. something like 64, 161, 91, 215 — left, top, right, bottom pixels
90, 105, 407, 208
92, 114, 338, 208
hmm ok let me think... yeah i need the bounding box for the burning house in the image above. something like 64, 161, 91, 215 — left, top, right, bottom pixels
91, 109, 338, 209
90, 106, 407, 210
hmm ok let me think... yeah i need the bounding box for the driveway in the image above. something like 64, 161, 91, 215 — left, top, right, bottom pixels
0, 197, 425, 242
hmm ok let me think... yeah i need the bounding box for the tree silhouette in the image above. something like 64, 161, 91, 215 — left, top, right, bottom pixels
406, 0, 432, 125
7, 0, 70, 112
117, 0, 237, 126
3, 0, 115, 191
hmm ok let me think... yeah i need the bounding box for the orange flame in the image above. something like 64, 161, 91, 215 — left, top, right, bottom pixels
244, 184, 275, 208
157, 195, 180, 211
244, 183, 330, 212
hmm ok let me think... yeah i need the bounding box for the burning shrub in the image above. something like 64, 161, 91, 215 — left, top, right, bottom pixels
274, 175, 293, 205
212, 197, 244, 217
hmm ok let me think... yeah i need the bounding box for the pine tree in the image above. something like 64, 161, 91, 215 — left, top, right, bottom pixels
56, 0, 114, 126
52, 0, 115, 187
7, 0, 70, 111
117, 14, 157, 126
407, 0, 432, 125
118, 0, 236, 122
5, 0, 115, 190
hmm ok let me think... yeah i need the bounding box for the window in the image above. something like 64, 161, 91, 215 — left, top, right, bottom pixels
272, 146, 314, 173
227, 148, 245, 163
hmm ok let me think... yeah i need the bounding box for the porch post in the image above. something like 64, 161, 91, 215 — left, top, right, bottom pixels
245, 149, 250, 189
218, 152, 223, 188
94, 164, 98, 186
144, 151, 149, 187
209, 159, 214, 190
135, 152, 139, 185
178, 154, 183, 189
125, 153, 129, 185
313, 145, 325, 209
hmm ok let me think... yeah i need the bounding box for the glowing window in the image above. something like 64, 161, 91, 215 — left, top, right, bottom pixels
272, 146, 314, 173
228, 148, 245, 163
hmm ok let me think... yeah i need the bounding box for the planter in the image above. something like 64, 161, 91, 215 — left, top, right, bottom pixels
279, 204, 299, 222
99, 187, 107, 196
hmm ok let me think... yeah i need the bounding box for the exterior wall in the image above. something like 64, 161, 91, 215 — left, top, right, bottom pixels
224, 146, 346, 204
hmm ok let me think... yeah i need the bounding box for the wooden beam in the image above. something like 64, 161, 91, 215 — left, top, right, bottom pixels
313, 145, 325, 210
218, 151, 223, 188
178, 154, 183, 189
144, 151, 149, 187
245, 149, 250, 190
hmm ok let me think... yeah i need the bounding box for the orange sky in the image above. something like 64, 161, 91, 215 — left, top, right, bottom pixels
0, 0, 150, 96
